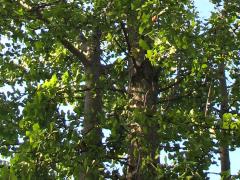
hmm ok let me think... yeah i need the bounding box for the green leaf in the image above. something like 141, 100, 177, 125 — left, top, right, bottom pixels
139, 26, 145, 35
141, 13, 150, 23
139, 39, 150, 50
26, 131, 31, 136
34, 41, 44, 50
32, 123, 40, 132
201, 64, 208, 69
146, 50, 152, 59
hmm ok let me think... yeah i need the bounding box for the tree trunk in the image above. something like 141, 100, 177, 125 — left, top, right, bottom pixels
219, 61, 230, 179
124, 15, 159, 177
79, 29, 103, 180
126, 60, 159, 179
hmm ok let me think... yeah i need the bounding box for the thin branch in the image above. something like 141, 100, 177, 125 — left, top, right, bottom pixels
120, 22, 138, 68
31, 0, 62, 10
18, 1, 89, 67
60, 39, 89, 66
120, 22, 131, 56
206, 171, 240, 178
205, 82, 212, 117
158, 92, 197, 104
158, 71, 191, 92
113, 38, 128, 56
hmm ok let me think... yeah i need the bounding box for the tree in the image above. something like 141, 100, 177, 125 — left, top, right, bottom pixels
0, 0, 239, 179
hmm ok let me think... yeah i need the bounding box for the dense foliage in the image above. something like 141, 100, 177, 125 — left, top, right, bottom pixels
0, 0, 240, 179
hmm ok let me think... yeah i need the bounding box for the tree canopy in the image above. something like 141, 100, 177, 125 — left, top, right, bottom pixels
0, 0, 240, 179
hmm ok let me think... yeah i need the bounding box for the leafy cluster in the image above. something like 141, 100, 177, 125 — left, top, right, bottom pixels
0, 0, 240, 179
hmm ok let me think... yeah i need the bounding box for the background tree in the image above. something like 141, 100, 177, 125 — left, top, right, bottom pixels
0, 0, 239, 179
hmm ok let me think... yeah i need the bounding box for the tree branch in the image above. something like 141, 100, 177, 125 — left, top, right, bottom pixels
120, 22, 138, 68
158, 71, 191, 92
18, 1, 89, 66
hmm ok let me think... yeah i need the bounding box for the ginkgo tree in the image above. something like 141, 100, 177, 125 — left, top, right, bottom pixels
0, 0, 239, 179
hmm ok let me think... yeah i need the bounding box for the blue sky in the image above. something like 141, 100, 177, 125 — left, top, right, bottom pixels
195, 0, 215, 19
194, 0, 239, 179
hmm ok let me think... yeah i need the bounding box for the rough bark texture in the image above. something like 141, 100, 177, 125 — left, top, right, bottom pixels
83, 64, 102, 146
127, 60, 159, 180
80, 29, 103, 180
125, 13, 159, 179
83, 31, 102, 142
219, 61, 230, 179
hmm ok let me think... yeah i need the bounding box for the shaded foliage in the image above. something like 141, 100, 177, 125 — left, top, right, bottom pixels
0, 0, 240, 179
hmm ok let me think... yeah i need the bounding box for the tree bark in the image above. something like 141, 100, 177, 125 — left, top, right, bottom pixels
79, 29, 103, 180
219, 61, 230, 179
127, 60, 159, 180
124, 14, 160, 179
